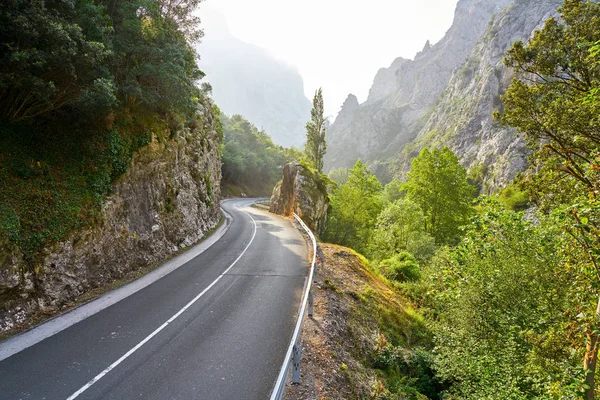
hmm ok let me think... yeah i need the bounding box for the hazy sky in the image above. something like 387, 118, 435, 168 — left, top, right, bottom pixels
199, 0, 459, 118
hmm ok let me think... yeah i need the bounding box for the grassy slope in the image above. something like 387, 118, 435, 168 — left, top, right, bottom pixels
285, 244, 437, 400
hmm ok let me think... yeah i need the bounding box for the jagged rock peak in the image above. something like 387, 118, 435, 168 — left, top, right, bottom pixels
333, 94, 360, 128
416, 40, 432, 59
423, 40, 431, 52
341, 94, 359, 112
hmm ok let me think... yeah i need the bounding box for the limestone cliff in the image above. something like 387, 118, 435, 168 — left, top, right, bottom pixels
0, 106, 222, 333
270, 162, 330, 235
394, 0, 562, 192
324, 0, 513, 172
324, 0, 566, 193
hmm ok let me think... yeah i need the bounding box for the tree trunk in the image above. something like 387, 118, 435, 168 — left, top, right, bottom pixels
584, 296, 600, 400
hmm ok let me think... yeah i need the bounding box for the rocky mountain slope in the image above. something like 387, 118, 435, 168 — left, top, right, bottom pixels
198, 12, 311, 148
324, 0, 513, 173
394, 0, 562, 192
0, 106, 222, 334
325, 0, 563, 191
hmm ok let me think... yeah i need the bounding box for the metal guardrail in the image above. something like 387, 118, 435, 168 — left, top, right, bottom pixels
269, 213, 318, 400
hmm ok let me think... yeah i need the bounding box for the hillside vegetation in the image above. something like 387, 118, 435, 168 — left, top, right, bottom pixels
318, 1, 600, 397
286, 244, 439, 400
0, 0, 213, 265
220, 113, 301, 197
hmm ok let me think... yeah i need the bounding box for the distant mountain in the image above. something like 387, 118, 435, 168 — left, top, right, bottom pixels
198, 12, 311, 148
324, 0, 563, 192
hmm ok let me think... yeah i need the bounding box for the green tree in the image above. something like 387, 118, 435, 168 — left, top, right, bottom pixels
369, 199, 435, 262
221, 114, 289, 195
427, 201, 577, 399
0, 0, 114, 121
500, 1, 600, 394
403, 148, 475, 245
324, 160, 383, 252
305, 88, 327, 172
381, 178, 405, 205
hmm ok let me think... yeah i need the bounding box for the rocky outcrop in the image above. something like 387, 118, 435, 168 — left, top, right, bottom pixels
324, 0, 566, 192
0, 106, 222, 333
270, 162, 329, 235
324, 0, 513, 172
393, 0, 562, 192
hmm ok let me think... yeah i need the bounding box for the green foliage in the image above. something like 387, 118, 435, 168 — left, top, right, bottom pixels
501, 1, 600, 393
220, 114, 292, 196
381, 179, 405, 205
403, 148, 475, 245
378, 251, 420, 283
502, 0, 600, 198
372, 336, 442, 399
0, 0, 114, 121
0, 122, 147, 263
498, 182, 529, 211
324, 160, 383, 253
426, 200, 582, 399
0, 0, 205, 125
305, 88, 327, 172
369, 199, 435, 262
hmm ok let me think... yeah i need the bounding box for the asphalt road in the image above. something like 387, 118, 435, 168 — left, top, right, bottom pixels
0, 198, 309, 400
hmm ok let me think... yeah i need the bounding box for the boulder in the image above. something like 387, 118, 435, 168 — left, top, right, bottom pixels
270, 162, 330, 235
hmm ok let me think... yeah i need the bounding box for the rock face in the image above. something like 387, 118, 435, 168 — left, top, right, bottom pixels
270, 162, 330, 235
199, 11, 311, 148
394, 0, 562, 192
0, 107, 222, 333
324, 0, 513, 172
324, 0, 563, 192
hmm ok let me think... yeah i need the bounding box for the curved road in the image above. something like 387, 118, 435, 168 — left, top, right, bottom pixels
0, 199, 309, 399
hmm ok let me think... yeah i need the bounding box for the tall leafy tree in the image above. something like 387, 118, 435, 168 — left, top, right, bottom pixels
403, 147, 475, 245
500, 1, 600, 395
428, 201, 576, 399
324, 160, 383, 252
305, 88, 327, 172
0, 0, 114, 121
368, 199, 435, 262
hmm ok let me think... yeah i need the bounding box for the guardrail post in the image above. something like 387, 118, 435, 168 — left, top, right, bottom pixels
308, 290, 314, 317
292, 344, 302, 383
313, 260, 318, 283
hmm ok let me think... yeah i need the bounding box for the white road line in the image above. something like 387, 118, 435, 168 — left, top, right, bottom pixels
66, 207, 258, 400
0, 207, 233, 362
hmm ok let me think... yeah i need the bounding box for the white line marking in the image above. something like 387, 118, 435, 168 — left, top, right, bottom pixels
0, 207, 233, 362
66, 207, 258, 400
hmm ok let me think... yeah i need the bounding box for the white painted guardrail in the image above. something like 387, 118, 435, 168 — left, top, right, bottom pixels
270, 213, 318, 400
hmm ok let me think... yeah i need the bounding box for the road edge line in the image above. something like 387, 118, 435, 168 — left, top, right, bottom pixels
66, 205, 258, 400
0, 205, 233, 362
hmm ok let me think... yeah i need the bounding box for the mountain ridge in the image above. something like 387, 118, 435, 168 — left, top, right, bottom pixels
324, 0, 563, 192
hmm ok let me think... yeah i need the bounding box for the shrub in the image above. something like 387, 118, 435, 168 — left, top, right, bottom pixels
379, 251, 420, 282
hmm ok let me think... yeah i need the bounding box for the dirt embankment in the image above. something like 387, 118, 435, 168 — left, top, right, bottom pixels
285, 244, 431, 400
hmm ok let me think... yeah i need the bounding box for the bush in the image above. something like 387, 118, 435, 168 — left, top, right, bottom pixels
379, 251, 420, 282
498, 183, 529, 211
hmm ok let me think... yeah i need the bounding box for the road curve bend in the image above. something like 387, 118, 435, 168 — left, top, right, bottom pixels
0, 198, 309, 400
